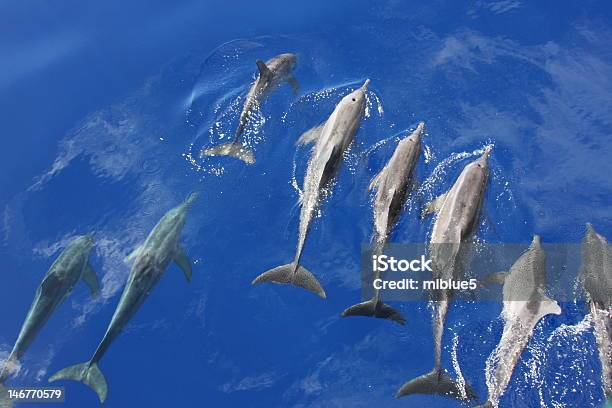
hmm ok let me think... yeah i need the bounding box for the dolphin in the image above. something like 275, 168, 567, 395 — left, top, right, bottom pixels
396, 145, 493, 401
200, 53, 299, 164
0, 235, 99, 407
252, 80, 371, 299
580, 224, 612, 400
48, 193, 197, 403
476, 235, 561, 408
341, 122, 424, 324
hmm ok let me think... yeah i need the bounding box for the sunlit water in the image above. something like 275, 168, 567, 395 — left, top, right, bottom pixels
1, 1, 611, 407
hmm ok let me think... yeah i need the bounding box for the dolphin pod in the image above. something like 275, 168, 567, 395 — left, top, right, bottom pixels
1, 51, 609, 408
251, 79, 370, 298
200, 53, 298, 164
341, 122, 425, 325
0, 235, 100, 408
48, 193, 198, 402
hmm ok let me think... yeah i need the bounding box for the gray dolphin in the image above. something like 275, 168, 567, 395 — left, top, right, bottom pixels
48, 193, 197, 403
341, 122, 424, 324
580, 224, 612, 400
396, 145, 493, 401
200, 53, 298, 164
476, 235, 561, 408
0, 235, 99, 407
252, 80, 371, 299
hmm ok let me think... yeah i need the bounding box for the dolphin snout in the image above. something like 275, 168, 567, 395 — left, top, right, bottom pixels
531, 235, 541, 247
481, 144, 493, 159
185, 191, 199, 207
360, 79, 371, 91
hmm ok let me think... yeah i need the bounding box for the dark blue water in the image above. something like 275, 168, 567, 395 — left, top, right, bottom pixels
1, 1, 611, 407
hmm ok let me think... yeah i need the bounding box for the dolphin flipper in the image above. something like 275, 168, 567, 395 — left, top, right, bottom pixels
256, 60, 273, 81
200, 142, 255, 165
252, 263, 326, 299
82, 264, 100, 297
124, 245, 143, 265
173, 246, 192, 282
396, 368, 477, 401
49, 362, 107, 403
533, 291, 561, 321
287, 75, 300, 94
422, 192, 448, 218
296, 122, 326, 145
341, 299, 406, 325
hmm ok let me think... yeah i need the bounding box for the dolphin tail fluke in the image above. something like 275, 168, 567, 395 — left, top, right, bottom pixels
396, 368, 477, 401
200, 142, 255, 164
341, 299, 406, 325
49, 362, 107, 403
252, 262, 326, 299
0, 383, 13, 408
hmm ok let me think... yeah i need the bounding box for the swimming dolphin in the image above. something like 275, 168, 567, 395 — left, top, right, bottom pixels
396, 145, 493, 401
476, 235, 561, 408
200, 53, 298, 164
49, 193, 197, 403
0, 235, 99, 407
580, 224, 611, 400
341, 122, 424, 324
252, 80, 371, 299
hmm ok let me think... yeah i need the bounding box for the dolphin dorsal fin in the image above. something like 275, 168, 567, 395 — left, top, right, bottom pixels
297, 121, 326, 145
256, 60, 272, 80
82, 264, 100, 297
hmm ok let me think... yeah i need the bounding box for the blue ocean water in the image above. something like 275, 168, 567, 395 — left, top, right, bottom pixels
1, 1, 611, 407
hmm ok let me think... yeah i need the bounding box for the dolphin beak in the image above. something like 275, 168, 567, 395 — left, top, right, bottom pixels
360, 79, 371, 91
585, 223, 596, 236
185, 191, 199, 207
416, 121, 425, 134
531, 235, 541, 247
481, 144, 493, 160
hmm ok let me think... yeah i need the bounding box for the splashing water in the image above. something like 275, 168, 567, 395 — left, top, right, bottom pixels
451, 330, 470, 401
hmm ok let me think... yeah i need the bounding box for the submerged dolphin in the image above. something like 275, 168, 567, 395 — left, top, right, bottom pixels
396, 145, 493, 401
580, 224, 612, 400
477, 235, 561, 408
200, 53, 298, 164
252, 80, 371, 298
0, 235, 99, 407
49, 193, 197, 403
341, 122, 424, 324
